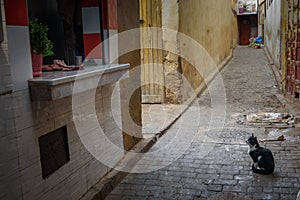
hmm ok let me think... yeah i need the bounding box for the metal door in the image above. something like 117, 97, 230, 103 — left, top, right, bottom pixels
140, 0, 164, 103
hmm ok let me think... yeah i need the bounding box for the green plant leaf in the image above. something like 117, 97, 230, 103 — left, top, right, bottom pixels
29, 18, 54, 57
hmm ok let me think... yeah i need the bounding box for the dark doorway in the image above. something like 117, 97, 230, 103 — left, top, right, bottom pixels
238, 14, 258, 45
27, 0, 84, 65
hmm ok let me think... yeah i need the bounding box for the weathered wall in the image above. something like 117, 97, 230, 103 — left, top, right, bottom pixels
257, 1, 265, 39
117, 0, 143, 150
161, 0, 182, 103
178, 0, 238, 100
0, 1, 23, 199
284, 0, 300, 103
281, 0, 288, 93
161, 0, 238, 103
265, 0, 282, 70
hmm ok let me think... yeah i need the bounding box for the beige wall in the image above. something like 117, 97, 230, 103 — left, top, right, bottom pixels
161, 0, 238, 103
117, 0, 143, 150
161, 0, 182, 103
179, 0, 238, 65
178, 0, 238, 99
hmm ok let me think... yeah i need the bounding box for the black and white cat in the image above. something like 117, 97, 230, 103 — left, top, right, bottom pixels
246, 134, 275, 175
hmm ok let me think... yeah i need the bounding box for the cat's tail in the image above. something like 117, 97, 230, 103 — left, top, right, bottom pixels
252, 164, 274, 175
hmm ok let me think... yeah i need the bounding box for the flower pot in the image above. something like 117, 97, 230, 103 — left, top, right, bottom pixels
31, 53, 43, 77
239, 7, 244, 13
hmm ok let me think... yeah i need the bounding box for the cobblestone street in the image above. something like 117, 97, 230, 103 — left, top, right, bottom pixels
105, 47, 300, 200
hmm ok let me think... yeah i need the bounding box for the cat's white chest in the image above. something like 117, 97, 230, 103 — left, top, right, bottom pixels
248, 146, 256, 154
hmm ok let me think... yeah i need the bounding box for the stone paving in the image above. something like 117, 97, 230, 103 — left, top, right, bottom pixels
105, 47, 300, 200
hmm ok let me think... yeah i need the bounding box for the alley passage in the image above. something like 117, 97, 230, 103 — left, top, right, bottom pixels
105, 47, 300, 200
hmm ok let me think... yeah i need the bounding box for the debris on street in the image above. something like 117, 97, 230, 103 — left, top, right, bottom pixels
248, 36, 264, 49
259, 134, 286, 142
234, 111, 295, 127
246, 112, 293, 124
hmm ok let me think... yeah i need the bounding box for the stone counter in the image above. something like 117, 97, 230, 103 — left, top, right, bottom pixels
28, 64, 129, 101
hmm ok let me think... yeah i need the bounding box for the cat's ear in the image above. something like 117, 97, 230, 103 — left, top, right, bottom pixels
252, 133, 254, 137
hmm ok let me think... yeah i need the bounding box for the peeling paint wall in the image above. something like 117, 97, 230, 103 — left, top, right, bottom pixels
257, 1, 265, 40
265, 0, 282, 70
281, 0, 288, 93
161, 0, 182, 103
159, 0, 238, 103
284, 0, 300, 104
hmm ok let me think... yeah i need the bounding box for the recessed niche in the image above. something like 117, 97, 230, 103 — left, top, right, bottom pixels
39, 126, 70, 179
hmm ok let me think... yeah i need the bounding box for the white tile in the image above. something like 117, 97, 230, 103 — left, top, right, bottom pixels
7, 26, 32, 91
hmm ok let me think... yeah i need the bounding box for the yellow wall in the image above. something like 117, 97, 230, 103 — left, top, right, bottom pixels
117, 0, 143, 150
178, 0, 238, 96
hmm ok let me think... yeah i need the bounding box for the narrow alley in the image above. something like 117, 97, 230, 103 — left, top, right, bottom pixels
2, 1, 300, 200
104, 46, 300, 200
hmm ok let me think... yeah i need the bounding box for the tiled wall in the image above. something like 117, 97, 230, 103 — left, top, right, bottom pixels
9, 84, 123, 200
0, 0, 23, 199
0, 0, 11, 93
3, 0, 32, 91
1, 0, 125, 199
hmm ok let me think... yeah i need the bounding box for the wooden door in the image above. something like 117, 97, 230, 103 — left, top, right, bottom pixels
238, 16, 251, 45
140, 0, 164, 103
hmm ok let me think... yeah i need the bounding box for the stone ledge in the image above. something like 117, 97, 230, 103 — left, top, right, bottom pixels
28, 64, 129, 101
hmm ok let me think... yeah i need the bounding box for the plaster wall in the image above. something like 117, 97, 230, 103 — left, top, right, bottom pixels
178, 0, 238, 100
258, 3, 265, 38
265, 0, 282, 69
161, 0, 182, 103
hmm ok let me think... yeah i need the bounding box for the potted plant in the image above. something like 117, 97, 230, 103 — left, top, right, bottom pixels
29, 18, 54, 76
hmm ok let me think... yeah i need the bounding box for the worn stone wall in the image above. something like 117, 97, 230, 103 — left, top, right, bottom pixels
264, 0, 282, 70
165, 0, 238, 102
